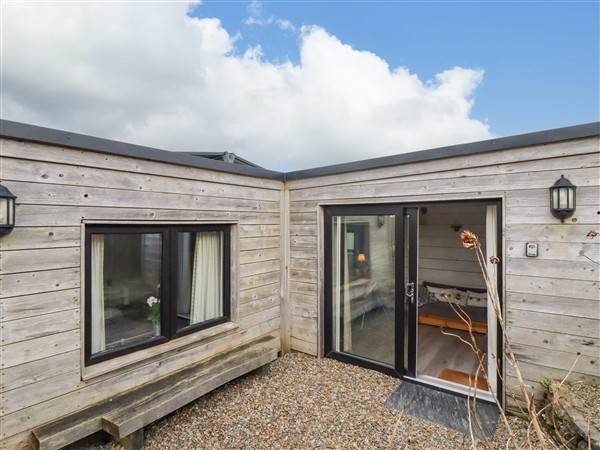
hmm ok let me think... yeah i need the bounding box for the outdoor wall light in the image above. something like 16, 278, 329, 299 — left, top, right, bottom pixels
549, 175, 576, 222
0, 183, 16, 236
451, 222, 462, 232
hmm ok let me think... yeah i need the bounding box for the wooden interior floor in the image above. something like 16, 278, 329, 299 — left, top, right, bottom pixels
417, 324, 487, 379
347, 308, 488, 387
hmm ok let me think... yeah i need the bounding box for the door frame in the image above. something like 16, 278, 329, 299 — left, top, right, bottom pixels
323, 199, 503, 400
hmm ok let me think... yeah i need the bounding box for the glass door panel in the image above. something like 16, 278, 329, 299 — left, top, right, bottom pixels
331, 214, 396, 366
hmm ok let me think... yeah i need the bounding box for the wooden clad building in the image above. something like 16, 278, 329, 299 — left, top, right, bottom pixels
0, 119, 598, 448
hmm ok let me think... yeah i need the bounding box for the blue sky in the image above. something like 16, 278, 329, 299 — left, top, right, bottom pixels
196, 0, 599, 136
2, 1, 598, 170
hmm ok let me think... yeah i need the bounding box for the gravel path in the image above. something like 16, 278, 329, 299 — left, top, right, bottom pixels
84, 352, 536, 449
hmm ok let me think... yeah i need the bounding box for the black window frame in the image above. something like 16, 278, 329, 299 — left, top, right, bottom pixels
84, 223, 231, 366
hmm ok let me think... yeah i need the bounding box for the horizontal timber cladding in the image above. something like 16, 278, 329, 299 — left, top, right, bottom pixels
0, 141, 283, 447
0, 121, 598, 446
286, 135, 600, 404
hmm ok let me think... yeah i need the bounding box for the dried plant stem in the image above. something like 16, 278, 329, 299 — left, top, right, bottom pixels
471, 244, 549, 450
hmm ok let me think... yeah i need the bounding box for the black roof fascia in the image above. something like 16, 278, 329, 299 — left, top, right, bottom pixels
284, 122, 600, 180
0, 119, 284, 181
180, 152, 263, 168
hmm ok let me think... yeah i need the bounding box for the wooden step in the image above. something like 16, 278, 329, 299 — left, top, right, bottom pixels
438, 368, 489, 391
418, 313, 488, 334
101, 337, 278, 439
31, 335, 278, 450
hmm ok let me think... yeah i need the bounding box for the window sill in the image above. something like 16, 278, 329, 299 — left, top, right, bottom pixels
81, 320, 239, 381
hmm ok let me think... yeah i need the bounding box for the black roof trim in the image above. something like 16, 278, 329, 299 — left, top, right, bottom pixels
1, 119, 598, 182
0, 119, 284, 181
180, 152, 263, 168
284, 122, 600, 180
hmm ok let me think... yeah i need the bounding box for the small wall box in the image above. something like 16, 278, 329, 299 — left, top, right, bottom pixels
526, 243, 538, 257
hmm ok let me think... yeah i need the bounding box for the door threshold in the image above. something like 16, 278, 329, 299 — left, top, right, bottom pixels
410, 375, 495, 403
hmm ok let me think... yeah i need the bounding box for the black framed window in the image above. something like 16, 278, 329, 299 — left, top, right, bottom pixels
84, 224, 231, 365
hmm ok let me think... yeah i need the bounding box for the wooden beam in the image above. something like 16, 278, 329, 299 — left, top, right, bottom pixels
30, 336, 278, 450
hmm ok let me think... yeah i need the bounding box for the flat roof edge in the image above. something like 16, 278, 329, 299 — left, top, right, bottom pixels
0, 119, 284, 181
2, 119, 597, 182
284, 122, 600, 180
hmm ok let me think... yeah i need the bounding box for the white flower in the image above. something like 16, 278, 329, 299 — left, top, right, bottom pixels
147, 296, 159, 307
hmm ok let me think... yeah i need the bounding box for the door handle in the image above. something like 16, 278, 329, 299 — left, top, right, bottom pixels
406, 282, 415, 304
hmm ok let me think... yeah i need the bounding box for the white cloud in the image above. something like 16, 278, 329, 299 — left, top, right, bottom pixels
1, 2, 492, 171
244, 0, 296, 32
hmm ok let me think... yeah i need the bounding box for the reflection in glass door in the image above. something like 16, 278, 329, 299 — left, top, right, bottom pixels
330, 213, 396, 366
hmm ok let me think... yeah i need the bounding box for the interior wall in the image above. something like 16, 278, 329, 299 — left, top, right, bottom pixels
418, 205, 486, 289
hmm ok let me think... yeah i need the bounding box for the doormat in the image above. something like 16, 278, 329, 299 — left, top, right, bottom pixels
385, 381, 499, 441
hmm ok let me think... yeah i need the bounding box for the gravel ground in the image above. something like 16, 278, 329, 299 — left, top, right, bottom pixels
83, 352, 539, 449
567, 382, 600, 431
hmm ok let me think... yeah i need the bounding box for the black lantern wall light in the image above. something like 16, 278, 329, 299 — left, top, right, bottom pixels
549, 175, 576, 222
0, 183, 16, 236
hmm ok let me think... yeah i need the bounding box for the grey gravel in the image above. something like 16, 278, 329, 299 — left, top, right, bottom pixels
84, 352, 535, 449
568, 382, 600, 431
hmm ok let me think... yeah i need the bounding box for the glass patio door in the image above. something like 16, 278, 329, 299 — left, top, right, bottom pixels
324, 205, 418, 376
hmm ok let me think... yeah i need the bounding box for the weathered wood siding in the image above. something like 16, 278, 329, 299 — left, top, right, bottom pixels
0, 139, 283, 449
286, 136, 600, 407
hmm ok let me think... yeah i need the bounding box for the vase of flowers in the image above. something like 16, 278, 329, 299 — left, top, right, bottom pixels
147, 296, 161, 336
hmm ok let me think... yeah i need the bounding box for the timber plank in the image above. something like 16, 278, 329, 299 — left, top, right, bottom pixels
506, 309, 599, 339
1, 139, 282, 190
1, 157, 280, 202
506, 274, 599, 301
505, 223, 600, 243
506, 240, 600, 262
239, 271, 280, 291
101, 337, 278, 439
27, 336, 278, 449
0, 247, 80, 275
239, 283, 281, 304
506, 292, 598, 319
16, 204, 279, 227
239, 306, 280, 328
239, 296, 280, 317
240, 259, 281, 278
288, 168, 599, 202
507, 325, 599, 357
8, 181, 279, 213
289, 269, 318, 284
0, 227, 80, 251
284, 138, 599, 190
290, 337, 317, 355
1, 330, 80, 369
506, 258, 598, 282
1, 350, 80, 393
511, 343, 599, 377
239, 236, 280, 251
0, 289, 79, 322
290, 304, 318, 319
0, 268, 80, 299
290, 316, 318, 344
1, 309, 80, 345
239, 247, 281, 265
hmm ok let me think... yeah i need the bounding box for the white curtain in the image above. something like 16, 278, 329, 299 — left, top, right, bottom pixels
342, 224, 352, 351
177, 233, 192, 316
190, 232, 223, 324
91, 234, 106, 353
334, 220, 342, 350
333, 220, 352, 351
486, 205, 498, 392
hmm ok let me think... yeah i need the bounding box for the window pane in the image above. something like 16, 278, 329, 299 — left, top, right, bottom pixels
176, 231, 224, 332
90, 232, 162, 355
332, 215, 395, 366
